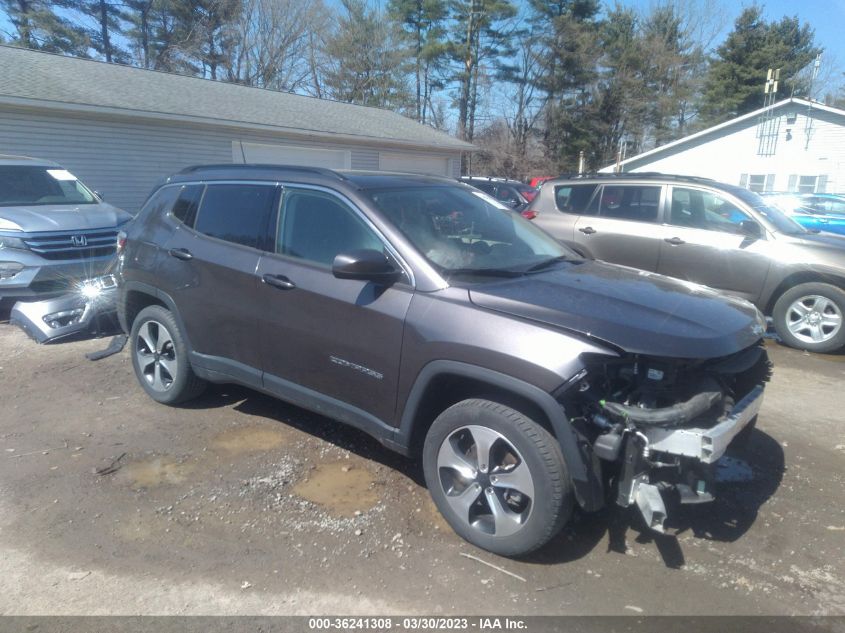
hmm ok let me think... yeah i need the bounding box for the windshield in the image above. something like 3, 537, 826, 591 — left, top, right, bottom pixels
0, 166, 97, 207
730, 187, 808, 235
366, 185, 574, 277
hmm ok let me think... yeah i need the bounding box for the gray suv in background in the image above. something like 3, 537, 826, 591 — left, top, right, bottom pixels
0, 155, 132, 304
117, 165, 770, 556
528, 174, 845, 353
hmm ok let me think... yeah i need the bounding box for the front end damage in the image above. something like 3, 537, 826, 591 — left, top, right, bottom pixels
560, 342, 772, 532
10, 274, 119, 343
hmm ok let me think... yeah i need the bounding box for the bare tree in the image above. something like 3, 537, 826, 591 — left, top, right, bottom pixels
224, 0, 329, 91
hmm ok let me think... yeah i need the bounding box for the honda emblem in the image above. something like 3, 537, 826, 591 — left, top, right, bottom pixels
71, 235, 88, 247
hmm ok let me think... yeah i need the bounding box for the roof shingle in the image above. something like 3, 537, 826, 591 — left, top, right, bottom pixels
0, 45, 473, 151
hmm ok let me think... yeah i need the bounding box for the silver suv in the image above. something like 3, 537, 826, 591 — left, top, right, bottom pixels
0, 155, 132, 304
527, 174, 845, 353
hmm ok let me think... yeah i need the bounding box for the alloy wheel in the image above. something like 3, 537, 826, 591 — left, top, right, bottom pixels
785, 294, 843, 344
135, 320, 178, 392
436, 425, 535, 537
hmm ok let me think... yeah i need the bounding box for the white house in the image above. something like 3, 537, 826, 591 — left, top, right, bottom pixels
601, 98, 845, 194
0, 45, 473, 212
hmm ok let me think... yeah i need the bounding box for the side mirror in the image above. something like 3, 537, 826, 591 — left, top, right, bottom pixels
332, 249, 401, 284
740, 220, 762, 238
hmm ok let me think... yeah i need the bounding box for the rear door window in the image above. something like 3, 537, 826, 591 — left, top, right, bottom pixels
194, 184, 277, 249
597, 185, 661, 222
555, 184, 598, 214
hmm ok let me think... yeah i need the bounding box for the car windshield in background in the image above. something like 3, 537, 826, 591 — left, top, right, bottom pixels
731, 187, 807, 235
366, 185, 572, 277
0, 166, 97, 207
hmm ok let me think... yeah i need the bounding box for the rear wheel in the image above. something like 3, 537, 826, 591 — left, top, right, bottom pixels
130, 305, 206, 404
773, 283, 845, 353
422, 398, 573, 557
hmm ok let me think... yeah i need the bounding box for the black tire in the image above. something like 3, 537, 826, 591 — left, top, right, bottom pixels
772, 282, 845, 353
129, 305, 206, 405
422, 398, 573, 557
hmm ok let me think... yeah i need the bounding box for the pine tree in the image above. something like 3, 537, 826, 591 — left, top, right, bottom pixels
448, 0, 517, 144
1, 0, 89, 54
322, 0, 412, 110
700, 5, 820, 125
71, 0, 130, 62
527, 0, 601, 171
388, 0, 449, 124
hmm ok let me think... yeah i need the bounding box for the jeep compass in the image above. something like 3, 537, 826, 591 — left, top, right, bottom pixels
117, 165, 771, 556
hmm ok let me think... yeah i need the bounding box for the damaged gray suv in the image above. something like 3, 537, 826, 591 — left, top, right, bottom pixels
117, 165, 771, 556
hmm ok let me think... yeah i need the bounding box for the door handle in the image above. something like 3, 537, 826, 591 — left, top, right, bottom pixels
578, 226, 597, 235
664, 237, 686, 246
168, 248, 193, 260
261, 273, 296, 290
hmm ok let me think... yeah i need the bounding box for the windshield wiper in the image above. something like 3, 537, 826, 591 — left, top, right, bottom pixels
445, 267, 525, 278
522, 255, 570, 273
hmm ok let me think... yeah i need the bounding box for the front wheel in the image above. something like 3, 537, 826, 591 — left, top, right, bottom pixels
772, 283, 845, 353
422, 399, 573, 557
130, 305, 206, 405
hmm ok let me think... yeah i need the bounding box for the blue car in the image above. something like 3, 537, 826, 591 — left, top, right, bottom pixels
761, 193, 845, 236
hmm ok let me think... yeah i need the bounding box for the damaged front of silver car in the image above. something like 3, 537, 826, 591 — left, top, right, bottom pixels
10, 273, 119, 343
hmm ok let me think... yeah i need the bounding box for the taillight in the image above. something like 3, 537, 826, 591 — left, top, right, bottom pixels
116, 230, 127, 253
521, 210, 538, 220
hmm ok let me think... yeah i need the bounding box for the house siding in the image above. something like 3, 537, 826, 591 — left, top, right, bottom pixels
0, 105, 466, 211
609, 104, 845, 193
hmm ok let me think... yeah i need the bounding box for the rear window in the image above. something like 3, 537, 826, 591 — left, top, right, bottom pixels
194, 184, 277, 249
597, 185, 661, 222
171, 185, 204, 227
554, 184, 598, 214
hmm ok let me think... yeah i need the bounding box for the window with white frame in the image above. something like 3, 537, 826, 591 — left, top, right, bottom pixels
798, 175, 817, 193
748, 174, 766, 192
740, 173, 775, 192
787, 174, 826, 193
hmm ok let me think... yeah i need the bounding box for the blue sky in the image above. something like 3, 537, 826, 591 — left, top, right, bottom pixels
622, 0, 845, 95
2, 1, 844, 94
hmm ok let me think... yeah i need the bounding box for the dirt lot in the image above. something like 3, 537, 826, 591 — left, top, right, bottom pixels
0, 317, 843, 616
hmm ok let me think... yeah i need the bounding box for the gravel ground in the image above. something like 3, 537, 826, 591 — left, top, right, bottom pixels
0, 318, 843, 616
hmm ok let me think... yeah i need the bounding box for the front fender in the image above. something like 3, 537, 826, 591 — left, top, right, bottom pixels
394, 360, 604, 512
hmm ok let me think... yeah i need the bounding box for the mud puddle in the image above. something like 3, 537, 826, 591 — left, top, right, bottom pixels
116, 456, 195, 489
211, 424, 292, 455
292, 462, 379, 517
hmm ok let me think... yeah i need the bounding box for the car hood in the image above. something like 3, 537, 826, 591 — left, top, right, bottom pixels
467, 260, 765, 359
0, 202, 132, 232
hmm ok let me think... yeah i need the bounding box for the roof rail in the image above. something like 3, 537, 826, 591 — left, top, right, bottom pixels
178, 163, 349, 181
554, 172, 717, 184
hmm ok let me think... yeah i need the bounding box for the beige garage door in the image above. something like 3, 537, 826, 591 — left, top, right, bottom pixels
379, 152, 450, 176
234, 141, 351, 169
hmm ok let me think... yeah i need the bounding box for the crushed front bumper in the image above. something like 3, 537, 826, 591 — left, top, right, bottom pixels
643, 385, 764, 464
617, 385, 765, 533
10, 274, 118, 343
